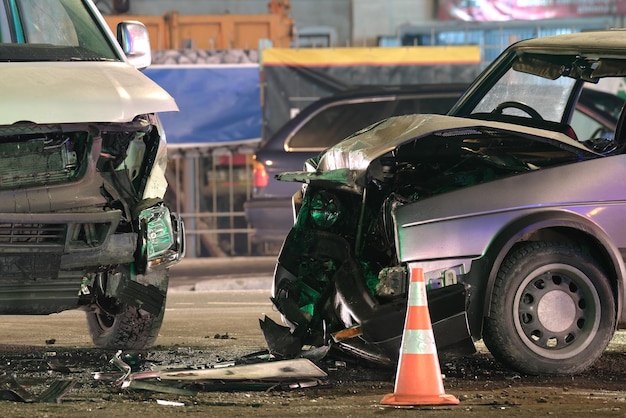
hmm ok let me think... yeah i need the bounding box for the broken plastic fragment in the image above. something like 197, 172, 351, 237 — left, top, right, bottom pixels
259, 316, 304, 359
331, 325, 363, 343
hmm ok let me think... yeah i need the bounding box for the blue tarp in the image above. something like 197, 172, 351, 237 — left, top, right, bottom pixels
144, 65, 262, 145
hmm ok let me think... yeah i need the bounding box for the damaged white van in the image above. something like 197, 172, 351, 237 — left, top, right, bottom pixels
0, 0, 184, 348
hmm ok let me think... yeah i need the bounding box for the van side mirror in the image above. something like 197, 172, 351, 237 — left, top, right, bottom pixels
117, 21, 151, 70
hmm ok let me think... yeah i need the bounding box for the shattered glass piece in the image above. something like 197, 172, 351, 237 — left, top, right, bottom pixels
310, 190, 341, 228
0, 389, 26, 402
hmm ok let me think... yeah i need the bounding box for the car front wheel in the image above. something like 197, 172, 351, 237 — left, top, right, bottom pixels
483, 241, 615, 375
86, 302, 165, 349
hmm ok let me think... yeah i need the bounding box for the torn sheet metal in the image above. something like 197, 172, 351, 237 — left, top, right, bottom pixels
0, 372, 74, 403
110, 350, 132, 385
152, 358, 327, 381
122, 380, 197, 396
106, 351, 329, 395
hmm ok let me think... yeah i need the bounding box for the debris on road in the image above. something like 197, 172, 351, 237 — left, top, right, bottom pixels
259, 315, 307, 358
104, 349, 329, 396
154, 357, 327, 381
0, 372, 75, 403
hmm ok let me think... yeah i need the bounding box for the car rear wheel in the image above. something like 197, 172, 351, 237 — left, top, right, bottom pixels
483, 241, 615, 375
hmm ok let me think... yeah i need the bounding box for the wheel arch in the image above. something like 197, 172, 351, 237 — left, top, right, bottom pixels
472, 210, 625, 338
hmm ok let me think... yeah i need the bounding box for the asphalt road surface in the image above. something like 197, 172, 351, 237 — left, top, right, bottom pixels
0, 281, 625, 416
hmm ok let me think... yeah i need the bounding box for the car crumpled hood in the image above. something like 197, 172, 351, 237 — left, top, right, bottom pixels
0, 61, 178, 125
277, 113, 594, 192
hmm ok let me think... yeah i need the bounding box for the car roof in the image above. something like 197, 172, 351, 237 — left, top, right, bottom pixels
512, 29, 626, 57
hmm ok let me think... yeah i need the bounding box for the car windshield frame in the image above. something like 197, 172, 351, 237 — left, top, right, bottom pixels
449, 49, 583, 124
449, 42, 626, 127
471, 65, 578, 123
0, 0, 120, 62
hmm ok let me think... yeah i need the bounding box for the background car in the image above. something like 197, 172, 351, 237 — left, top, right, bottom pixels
244, 83, 468, 253
264, 30, 626, 376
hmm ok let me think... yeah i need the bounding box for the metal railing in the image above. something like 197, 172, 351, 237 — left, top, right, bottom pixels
166, 141, 258, 258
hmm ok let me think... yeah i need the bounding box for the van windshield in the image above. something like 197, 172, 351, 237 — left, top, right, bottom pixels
0, 0, 118, 61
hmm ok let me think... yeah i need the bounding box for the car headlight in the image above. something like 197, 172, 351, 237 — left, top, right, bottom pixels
136, 203, 185, 272
310, 190, 342, 229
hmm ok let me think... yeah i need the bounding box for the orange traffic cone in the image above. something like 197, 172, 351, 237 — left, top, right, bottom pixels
380, 266, 460, 406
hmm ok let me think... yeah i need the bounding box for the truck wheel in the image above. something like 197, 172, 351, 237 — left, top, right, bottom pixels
483, 241, 615, 375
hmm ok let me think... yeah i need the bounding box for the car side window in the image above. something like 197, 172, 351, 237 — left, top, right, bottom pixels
571, 109, 610, 142
288, 96, 459, 150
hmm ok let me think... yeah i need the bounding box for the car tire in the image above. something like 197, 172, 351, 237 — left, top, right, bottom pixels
483, 241, 615, 375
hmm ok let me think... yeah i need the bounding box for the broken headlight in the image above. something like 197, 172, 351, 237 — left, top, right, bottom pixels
310, 190, 342, 229
136, 203, 185, 272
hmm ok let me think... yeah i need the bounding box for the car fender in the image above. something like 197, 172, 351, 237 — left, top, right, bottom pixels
478, 209, 625, 333
396, 205, 626, 337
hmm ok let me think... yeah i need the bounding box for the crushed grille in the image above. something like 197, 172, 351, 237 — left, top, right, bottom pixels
0, 223, 65, 246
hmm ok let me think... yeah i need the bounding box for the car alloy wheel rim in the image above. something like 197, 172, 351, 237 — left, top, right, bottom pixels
512, 263, 601, 359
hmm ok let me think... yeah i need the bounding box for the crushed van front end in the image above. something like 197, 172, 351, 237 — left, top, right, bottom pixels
0, 116, 184, 349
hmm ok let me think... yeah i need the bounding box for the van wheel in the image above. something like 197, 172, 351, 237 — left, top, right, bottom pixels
483, 241, 615, 375
86, 301, 165, 349
86, 267, 167, 349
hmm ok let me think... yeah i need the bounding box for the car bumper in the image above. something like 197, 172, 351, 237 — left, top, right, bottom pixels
272, 228, 475, 363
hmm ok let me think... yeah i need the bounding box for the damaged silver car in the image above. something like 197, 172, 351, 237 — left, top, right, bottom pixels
0, 0, 183, 348
263, 30, 626, 375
